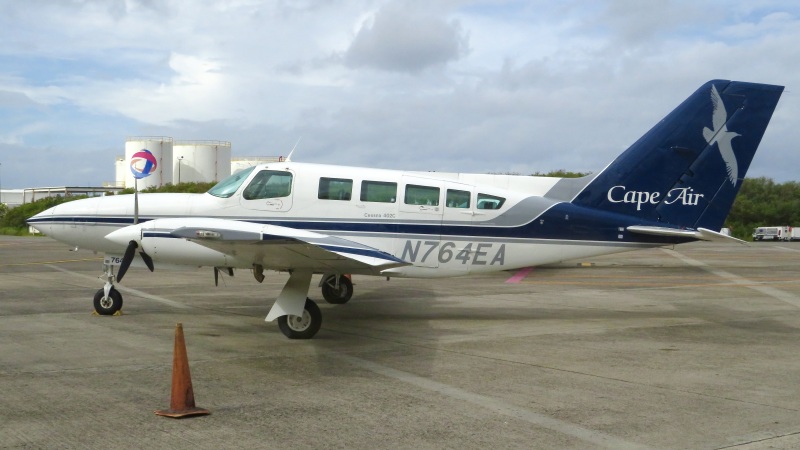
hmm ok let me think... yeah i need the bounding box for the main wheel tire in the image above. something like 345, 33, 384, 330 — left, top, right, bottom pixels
93, 288, 123, 315
277, 298, 322, 339
321, 275, 353, 304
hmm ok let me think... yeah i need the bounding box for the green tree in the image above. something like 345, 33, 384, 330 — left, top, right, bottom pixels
531, 170, 590, 178
726, 177, 800, 240
115, 181, 216, 195
1, 196, 84, 234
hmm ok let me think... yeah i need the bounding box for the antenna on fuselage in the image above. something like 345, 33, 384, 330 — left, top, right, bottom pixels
285, 137, 301, 162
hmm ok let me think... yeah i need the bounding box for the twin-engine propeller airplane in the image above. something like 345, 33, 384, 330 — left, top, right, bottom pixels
28, 80, 783, 339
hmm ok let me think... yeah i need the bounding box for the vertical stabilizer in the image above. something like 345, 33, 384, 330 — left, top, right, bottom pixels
568, 80, 783, 230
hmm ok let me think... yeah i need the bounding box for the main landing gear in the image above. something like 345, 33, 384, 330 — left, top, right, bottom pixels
277, 298, 322, 339
321, 274, 353, 304
267, 272, 355, 339
278, 274, 352, 339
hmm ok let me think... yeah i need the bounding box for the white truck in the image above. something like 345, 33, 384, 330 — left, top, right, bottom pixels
752, 226, 793, 241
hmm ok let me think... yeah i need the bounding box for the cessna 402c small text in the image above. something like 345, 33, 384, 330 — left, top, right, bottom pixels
28, 80, 783, 339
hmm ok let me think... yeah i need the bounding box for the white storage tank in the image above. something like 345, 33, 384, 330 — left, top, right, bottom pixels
173, 140, 232, 184
124, 137, 173, 190
114, 156, 126, 187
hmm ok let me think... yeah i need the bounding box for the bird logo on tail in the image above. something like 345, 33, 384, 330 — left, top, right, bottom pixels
703, 85, 740, 187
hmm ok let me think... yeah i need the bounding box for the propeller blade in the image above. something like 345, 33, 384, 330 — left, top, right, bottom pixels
116, 240, 138, 282
214, 267, 219, 287
139, 251, 155, 272
227, 267, 234, 277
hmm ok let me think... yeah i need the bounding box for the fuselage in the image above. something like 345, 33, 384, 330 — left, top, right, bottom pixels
29, 161, 676, 278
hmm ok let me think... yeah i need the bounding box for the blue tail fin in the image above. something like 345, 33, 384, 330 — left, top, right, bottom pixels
567, 80, 783, 230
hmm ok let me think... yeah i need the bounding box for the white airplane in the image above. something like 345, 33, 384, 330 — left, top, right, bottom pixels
28, 80, 783, 339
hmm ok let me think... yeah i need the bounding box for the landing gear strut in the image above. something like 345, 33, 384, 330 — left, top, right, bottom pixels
94, 263, 123, 315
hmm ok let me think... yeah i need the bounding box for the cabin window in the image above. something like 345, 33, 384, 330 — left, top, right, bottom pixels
361, 181, 397, 203
405, 184, 440, 206
208, 166, 256, 198
446, 189, 470, 208
477, 193, 505, 210
318, 178, 352, 200
243, 170, 293, 200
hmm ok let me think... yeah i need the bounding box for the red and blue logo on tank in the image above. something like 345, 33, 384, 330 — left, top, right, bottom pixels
130, 149, 158, 179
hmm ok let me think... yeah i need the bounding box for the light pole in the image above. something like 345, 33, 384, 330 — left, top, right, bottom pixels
177, 156, 184, 184
0, 162, 3, 206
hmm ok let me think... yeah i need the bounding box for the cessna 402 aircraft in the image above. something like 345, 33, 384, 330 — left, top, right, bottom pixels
28, 80, 783, 339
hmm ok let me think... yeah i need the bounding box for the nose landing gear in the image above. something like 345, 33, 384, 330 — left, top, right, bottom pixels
93, 263, 123, 315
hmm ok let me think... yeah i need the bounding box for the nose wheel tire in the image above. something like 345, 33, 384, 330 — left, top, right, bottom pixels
277, 298, 322, 339
93, 288, 123, 315
321, 275, 353, 304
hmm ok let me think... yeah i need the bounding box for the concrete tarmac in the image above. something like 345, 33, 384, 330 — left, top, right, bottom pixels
2, 235, 800, 449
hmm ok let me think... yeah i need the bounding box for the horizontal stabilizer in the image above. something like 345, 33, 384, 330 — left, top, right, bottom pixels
627, 225, 747, 245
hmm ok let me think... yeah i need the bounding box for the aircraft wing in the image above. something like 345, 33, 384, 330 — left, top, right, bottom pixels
167, 217, 409, 274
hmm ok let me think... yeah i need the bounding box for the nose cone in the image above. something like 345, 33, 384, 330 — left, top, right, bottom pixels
25, 197, 102, 245
105, 224, 143, 247
26, 205, 56, 235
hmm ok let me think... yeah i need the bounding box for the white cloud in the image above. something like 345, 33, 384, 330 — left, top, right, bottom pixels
344, 3, 469, 73
0, 0, 799, 189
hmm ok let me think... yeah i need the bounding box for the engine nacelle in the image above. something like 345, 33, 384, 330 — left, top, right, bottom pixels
105, 219, 230, 268
140, 233, 230, 267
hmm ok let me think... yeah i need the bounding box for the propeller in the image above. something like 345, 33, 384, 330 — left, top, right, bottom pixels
140, 251, 155, 272
116, 240, 155, 283
116, 241, 138, 283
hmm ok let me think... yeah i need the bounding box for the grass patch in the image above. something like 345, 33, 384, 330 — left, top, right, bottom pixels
0, 227, 34, 236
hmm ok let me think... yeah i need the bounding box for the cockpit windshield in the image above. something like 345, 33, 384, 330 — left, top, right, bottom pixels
207, 166, 256, 198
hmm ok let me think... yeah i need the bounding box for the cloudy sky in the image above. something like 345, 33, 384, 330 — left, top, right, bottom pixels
1, 0, 798, 189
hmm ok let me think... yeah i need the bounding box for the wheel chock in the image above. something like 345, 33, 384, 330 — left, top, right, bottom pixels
91, 310, 123, 316
155, 323, 210, 418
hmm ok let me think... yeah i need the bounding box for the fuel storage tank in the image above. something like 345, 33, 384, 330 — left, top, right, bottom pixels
173, 140, 232, 184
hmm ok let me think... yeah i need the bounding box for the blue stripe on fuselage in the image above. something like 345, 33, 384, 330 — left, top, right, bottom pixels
28, 203, 693, 246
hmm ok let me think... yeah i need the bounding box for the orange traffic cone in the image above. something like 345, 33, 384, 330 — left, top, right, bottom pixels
155, 323, 210, 418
